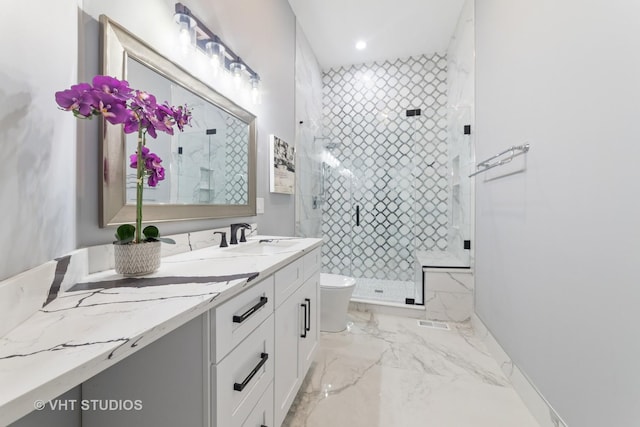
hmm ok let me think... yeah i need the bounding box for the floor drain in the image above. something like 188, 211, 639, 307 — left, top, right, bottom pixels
417, 320, 450, 330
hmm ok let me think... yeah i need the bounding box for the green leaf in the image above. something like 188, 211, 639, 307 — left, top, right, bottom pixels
139, 226, 175, 243
142, 225, 159, 240
115, 224, 136, 243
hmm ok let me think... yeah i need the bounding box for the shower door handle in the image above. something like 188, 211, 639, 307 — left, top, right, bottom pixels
356, 205, 360, 226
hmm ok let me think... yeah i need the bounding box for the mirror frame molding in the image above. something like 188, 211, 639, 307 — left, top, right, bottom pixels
99, 15, 257, 227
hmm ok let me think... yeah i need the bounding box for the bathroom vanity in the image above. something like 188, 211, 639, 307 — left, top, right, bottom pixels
0, 235, 322, 427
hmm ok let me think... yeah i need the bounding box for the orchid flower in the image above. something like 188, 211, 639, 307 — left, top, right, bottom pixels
55, 75, 192, 244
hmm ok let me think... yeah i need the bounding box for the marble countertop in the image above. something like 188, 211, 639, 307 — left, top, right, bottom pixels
0, 236, 322, 426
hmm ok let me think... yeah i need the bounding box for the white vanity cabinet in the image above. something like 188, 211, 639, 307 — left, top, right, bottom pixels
79, 244, 321, 427
273, 248, 321, 427
211, 276, 275, 427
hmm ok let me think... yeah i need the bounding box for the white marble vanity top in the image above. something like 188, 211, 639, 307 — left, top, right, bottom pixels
0, 236, 322, 426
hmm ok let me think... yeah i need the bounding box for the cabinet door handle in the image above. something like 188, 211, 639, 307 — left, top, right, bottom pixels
305, 298, 311, 332
232, 296, 268, 323
300, 303, 308, 338
233, 352, 269, 392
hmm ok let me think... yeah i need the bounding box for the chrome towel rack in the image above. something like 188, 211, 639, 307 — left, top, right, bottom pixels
469, 143, 530, 177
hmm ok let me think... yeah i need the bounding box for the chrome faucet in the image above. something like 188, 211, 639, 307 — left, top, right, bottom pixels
229, 223, 251, 245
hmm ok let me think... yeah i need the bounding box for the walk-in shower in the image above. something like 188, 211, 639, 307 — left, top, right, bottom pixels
315, 50, 473, 307
295, 1, 475, 307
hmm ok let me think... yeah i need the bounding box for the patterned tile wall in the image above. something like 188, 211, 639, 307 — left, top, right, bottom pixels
224, 115, 249, 204
321, 54, 449, 282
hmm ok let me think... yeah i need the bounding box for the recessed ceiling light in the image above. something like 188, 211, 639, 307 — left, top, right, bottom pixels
355, 40, 367, 50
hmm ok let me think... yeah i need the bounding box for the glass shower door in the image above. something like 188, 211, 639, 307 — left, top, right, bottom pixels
346, 118, 420, 304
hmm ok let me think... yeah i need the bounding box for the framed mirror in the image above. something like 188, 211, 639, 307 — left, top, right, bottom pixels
99, 15, 256, 227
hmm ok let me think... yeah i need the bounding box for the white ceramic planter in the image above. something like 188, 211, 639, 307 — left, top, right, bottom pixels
114, 241, 161, 276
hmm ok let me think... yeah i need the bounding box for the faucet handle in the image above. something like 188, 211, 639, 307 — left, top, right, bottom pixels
213, 231, 228, 248
240, 228, 248, 242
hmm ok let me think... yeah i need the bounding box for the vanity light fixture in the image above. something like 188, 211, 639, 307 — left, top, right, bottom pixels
174, 11, 196, 52
174, 2, 261, 103
230, 61, 247, 88
249, 75, 261, 105
205, 39, 225, 74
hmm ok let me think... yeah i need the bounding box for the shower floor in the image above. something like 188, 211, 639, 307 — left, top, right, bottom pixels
351, 278, 420, 305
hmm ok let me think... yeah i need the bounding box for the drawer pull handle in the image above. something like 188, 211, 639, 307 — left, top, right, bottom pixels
300, 303, 308, 338
305, 298, 311, 332
233, 296, 268, 323
233, 352, 269, 392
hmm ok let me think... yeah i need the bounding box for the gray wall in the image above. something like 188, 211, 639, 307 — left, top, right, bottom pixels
475, 1, 640, 426
79, 0, 296, 246
0, 0, 79, 282
0, 0, 297, 283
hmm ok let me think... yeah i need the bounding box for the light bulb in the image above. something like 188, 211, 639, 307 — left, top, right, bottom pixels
250, 75, 261, 105
230, 62, 246, 89
179, 27, 191, 47
205, 41, 225, 76
174, 13, 196, 53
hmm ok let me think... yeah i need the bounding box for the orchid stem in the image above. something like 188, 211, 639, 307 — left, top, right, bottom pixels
136, 127, 144, 244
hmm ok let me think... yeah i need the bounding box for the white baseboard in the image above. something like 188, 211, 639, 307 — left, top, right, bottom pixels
471, 313, 568, 427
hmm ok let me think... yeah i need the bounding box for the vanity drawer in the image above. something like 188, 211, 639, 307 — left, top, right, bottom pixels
241, 380, 274, 427
212, 315, 274, 427
302, 247, 321, 281
211, 276, 274, 364
274, 258, 304, 308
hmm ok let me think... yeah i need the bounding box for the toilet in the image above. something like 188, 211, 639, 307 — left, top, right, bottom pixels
320, 273, 356, 332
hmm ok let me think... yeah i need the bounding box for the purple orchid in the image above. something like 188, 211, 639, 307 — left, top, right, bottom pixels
54, 83, 95, 117
145, 152, 165, 187
56, 75, 192, 244
94, 93, 129, 125
129, 146, 165, 187
171, 104, 192, 131
92, 75, 132, 101
129, 146, 149, 169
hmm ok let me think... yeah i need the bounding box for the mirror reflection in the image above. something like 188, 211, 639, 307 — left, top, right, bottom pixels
100, 15, 256, 227
125, 58, 249, 206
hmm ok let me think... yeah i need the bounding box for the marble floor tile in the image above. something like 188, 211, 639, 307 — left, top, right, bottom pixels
283, 311, 540, 427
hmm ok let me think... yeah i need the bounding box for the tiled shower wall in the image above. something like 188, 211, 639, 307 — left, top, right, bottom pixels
223, 115, 249, 205
322, 54, 449, 281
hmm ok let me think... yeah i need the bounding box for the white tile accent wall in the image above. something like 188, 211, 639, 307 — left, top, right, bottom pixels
321, 54, 450, 283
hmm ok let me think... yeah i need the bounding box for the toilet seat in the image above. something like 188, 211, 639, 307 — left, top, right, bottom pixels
320, 273, 355, 288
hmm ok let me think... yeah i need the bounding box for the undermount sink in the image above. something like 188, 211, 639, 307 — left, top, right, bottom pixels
225, 239, 300, 255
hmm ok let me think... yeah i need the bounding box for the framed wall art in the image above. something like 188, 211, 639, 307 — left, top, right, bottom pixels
269, 134, 295, 194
